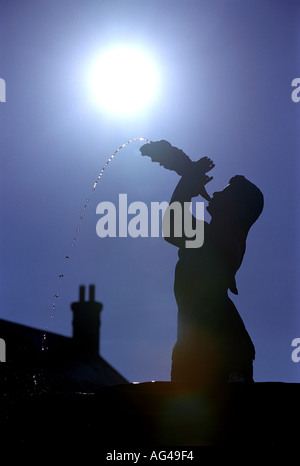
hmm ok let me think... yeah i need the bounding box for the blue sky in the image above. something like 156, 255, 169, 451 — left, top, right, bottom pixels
0, 0, 299, 383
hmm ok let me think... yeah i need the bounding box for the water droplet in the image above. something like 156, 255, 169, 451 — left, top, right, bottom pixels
59, 274, 64, 278
65, 256, 69, 260
42, 332, 48, 351
76, 227, 80, 233
80, 216, 84, 220
54, 294, 58, 299
50, 314, 53, 318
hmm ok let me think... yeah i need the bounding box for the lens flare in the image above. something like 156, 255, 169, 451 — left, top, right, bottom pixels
89, 46, 159, 115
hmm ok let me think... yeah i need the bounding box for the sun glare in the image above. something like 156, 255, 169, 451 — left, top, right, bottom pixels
89, 46, 159, 116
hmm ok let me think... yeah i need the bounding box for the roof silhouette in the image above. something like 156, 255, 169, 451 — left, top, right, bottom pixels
0, 285, 128, 394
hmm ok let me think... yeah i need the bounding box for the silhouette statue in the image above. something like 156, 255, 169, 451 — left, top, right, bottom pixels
140, 140, 264, 386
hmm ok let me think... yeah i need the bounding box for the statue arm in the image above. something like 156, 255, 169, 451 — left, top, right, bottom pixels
163, 177, 193, 248
139, 140, 215, 247
163, 175, 209, 248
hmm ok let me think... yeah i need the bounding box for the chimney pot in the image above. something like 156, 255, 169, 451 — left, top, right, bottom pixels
79, 285, 85, 302
89, 284, 95, 302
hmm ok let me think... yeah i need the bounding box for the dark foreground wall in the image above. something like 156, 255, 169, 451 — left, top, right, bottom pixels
0, 381, 299, 450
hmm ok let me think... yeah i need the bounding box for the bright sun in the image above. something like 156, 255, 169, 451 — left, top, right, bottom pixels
89, 46, 160, 116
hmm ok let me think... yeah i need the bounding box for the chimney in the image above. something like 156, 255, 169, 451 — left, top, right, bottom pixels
71, 284, 103, 356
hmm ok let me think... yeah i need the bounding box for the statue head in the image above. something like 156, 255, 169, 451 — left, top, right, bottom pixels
207, 175, 264, 234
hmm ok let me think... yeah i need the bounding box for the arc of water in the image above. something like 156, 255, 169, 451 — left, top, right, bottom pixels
43, 137, 151, 352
